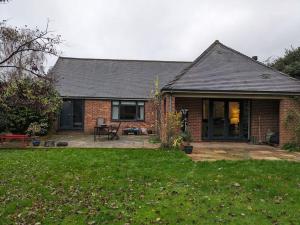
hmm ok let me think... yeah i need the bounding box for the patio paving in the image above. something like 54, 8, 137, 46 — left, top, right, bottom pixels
48, 134, 160, 148
7, 134, 298, 162
189, 142, 300, 162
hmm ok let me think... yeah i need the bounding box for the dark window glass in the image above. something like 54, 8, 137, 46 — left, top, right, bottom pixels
212, 101, 225, 137
241, 101, 249, 139
202, 100, 209, 138
120, 105, 136, 120
112, 100, 145, 121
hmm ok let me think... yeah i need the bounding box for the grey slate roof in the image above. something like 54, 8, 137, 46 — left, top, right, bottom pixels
52, 58, 190, 99
163, 40, 300, 94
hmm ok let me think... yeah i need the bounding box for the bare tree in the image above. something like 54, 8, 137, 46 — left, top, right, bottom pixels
0, 21, 62, 81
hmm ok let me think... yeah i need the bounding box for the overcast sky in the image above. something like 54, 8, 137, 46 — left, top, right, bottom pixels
1, 0, 300, 67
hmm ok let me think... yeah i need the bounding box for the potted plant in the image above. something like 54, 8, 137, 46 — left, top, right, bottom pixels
180, 129, 193, 154
26, 122, 47, 146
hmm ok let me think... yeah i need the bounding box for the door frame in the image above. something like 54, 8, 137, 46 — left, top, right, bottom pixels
202, 99, 249, 141
59, 99, 85, 131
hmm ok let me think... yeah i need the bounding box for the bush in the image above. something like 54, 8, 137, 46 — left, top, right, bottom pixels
26, 122, 49, 136
282, 142, 300, 152
0, 77, 62, 134
161, 112, 182, 148
0, 108, 9, 133
180, 129, 193, 145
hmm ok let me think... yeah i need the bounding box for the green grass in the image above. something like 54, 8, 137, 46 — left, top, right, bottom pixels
0, 148, 300, 225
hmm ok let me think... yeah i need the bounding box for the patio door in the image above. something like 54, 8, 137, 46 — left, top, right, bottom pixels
202, 99, 249, 140
60, 99, 84, 130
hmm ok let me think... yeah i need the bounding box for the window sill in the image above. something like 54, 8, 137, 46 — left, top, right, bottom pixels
111, 119, 145, 122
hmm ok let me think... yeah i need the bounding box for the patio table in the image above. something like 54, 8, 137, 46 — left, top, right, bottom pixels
94, 124, 111, 141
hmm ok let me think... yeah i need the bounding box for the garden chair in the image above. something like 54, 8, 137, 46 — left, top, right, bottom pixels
109, 122, 121, 140
94, 117, 108, 141
97, 117, 105, 126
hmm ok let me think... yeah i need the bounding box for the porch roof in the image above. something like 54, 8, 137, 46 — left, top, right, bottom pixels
163, 40, 300, 95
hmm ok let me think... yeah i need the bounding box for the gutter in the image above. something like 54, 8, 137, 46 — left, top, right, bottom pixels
60, 96, 150, 101
161, 89, 300, 97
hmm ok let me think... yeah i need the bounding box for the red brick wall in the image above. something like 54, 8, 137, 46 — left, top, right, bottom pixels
160, 94, 176, 142
84, 100, 155, 134
175, 97, 202, 142
279, 98, 300, 146
250, 99, 279, 143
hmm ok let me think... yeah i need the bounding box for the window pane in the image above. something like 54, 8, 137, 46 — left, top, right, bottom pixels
228, 102, 240, 137
137, 106, 144, 120
112, 101, 119, 106
112, 106, 119, 120
120, 105, 136, 120
121, 101, 136, 105
138, 101, 144, 106
213, 101, 225, 137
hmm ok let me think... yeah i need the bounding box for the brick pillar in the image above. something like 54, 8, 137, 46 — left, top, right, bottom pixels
279, 98, 300, 146
160, 94, 176, 142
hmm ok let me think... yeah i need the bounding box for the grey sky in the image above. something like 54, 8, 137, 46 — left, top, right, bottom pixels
1, 0, 300, 67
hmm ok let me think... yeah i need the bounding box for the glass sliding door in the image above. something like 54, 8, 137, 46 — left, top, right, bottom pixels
202, 99, 249, 141
60, 100, 73, 129
60, 99, 84, 130
228, 101, 240, 138
212, 101, 225, 138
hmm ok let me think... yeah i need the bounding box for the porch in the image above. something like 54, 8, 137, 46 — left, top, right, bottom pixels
163, 95, 300, 146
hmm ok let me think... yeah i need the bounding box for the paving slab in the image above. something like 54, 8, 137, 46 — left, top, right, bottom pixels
189, 142, 300, 162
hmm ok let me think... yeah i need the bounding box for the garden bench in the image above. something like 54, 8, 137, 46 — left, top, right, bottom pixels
0, 134, 30, 148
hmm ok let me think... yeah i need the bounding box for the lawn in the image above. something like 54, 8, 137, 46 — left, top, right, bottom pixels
0, 149, 300, 225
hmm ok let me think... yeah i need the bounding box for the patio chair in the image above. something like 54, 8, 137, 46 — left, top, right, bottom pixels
109, 122, 121, 140
94, 117, 108, 141
96, 117, 105, 127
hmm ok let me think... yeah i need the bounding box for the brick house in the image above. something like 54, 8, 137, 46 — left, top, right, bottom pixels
52, 40, 300, 146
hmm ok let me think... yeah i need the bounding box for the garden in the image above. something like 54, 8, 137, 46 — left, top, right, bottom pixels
1, 148, 300, 224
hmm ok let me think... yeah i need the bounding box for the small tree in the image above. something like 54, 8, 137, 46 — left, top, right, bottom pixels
0, 22, 62, 133
0, 21, 62, 81
150, 76, 162, 136
161, 111, 182, 149
269, 46, 300, 78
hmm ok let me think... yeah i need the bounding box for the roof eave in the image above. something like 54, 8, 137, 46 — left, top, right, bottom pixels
161, 88, 300, 97
60, 96, 151, 100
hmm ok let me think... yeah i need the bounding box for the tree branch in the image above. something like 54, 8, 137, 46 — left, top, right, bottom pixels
0, 65, 52, 81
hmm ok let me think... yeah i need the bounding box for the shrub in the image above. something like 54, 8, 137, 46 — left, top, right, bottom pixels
282, 142, 300, 152
26, 122, 48, 136
0, 77, 62, 134
161, 112, 182, 149
180, 129, 193, 145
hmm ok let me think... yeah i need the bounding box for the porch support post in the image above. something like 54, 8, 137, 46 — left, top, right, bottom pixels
279, 98, 300, 146
160, 93, 176, 142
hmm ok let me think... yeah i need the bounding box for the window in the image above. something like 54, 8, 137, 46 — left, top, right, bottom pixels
112, 100, 145, 121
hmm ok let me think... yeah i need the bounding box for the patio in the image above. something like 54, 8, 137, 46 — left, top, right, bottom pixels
3, 134, 299, 161
189, 142, 300, 162
49, 134, 160, 148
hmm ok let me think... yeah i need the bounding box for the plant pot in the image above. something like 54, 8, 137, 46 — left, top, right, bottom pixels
183, 145, 193, 154
32, 139, 41, 146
